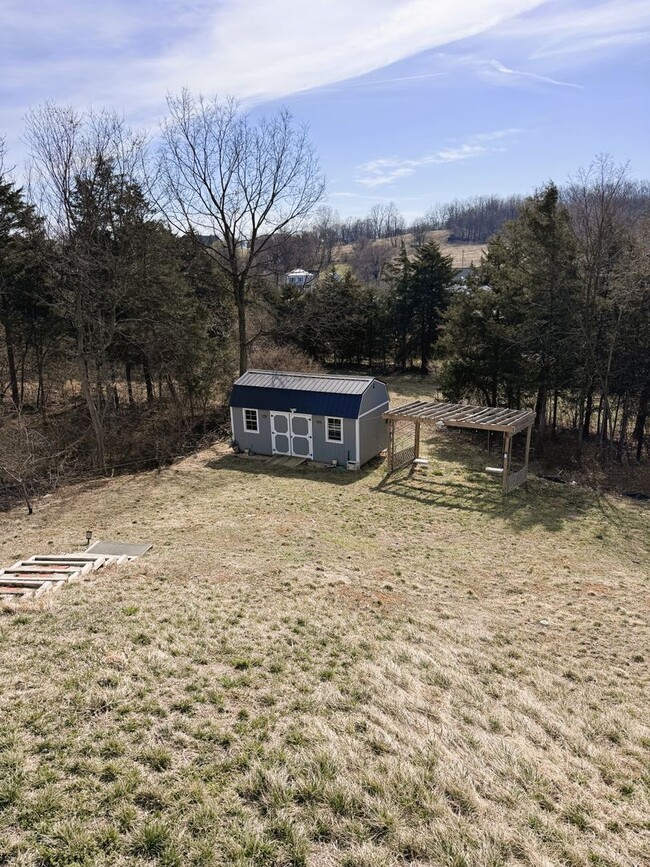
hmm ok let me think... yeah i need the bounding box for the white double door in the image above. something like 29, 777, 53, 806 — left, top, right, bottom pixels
270, 412, 313, 459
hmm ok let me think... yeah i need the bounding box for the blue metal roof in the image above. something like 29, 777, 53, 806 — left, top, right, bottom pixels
231, 385, 363, 417
230, 370, 375, 417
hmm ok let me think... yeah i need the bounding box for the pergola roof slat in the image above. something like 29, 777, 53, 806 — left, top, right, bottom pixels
383, 400, 535, 433
383, 399, 535, 493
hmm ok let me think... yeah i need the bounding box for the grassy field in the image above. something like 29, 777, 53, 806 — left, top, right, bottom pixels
0, 379, 648, 866
336, 230, 486, 270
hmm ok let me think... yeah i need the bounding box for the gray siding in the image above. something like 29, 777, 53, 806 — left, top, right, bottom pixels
231, 406, 273, 455
358, 379, 389, 417
231, 408, 357, 463
230, 378, 389, 466
312, 415, 357, 464
358, 380, 389, 466
359, 414, 389, 466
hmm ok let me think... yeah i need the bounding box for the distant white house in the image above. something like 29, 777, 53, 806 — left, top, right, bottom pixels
284, 268, 314, 288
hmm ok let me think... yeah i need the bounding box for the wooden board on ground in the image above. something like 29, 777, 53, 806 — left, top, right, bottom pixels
85, 541, 152, 558
0, 541, 151, 606
0, 574, 79, 585
30, 555, 110, 568
266, 456, 307, 468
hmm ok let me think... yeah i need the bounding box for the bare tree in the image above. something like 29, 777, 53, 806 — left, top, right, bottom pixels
311, 205, 341, 269
25, 104, 147, 471
565, 155, 634, 451
349, 238, 393, 283
384, 202, 405, 245
157, 91, 325, 374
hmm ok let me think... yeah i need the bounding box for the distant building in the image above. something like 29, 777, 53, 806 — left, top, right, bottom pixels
284, 268, 314, 288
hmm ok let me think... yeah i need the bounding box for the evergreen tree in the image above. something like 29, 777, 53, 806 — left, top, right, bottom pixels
0, 174, 45, 409
297, 270, 371, 365
386, 240, 455, 373
441, 183, 581, 450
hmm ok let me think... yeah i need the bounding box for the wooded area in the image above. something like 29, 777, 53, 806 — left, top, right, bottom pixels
1, 96, 649, 507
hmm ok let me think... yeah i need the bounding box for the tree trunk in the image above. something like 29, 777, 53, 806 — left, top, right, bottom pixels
78, 352, 106, 472
582, 386, 593, 440
596, 393, 604, 447
166, 375, 179, 406
36, 344, 47, 428
73, 287, 106, 471
110, 364, 119, 410
617, 396, 629, 462
19, 343, 29, 406
491, 370, 498, 407
125, 362, 135, 407
534, 381, 547, 457
2, 318, 21, 409
143, 358, 154, 405
633, 381, 650, 462
237, 299, 247, 375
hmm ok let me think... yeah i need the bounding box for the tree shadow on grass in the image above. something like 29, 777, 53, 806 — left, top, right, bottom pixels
418, 431, 648, 533
371, 466, 600, 532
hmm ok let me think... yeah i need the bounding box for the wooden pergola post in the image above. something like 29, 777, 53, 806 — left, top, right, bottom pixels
523, 423, 532, 475
382, 400, 536, 492
502, 432, 512, 495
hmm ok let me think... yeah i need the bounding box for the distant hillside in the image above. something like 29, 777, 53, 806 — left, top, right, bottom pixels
335, 229, 485, 271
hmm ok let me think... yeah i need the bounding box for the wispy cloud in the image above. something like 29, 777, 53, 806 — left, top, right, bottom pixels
2, 0, 648, 143
356, 129, 523, 187
311, 71, 448, 94
484, 59, 584, 89
496, 0, 650, 61
0, 1, 545, 114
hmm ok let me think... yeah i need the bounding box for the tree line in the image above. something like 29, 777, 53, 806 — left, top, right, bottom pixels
1, 95, 648, 507
269, 162, 650, 463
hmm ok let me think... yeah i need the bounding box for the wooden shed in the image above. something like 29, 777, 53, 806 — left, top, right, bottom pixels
229, 370, 389, 468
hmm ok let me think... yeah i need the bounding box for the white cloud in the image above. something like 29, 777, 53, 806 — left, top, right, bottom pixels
485, 59, 583, 89
356, 129, 523, 187
497, 0, 650, 61
313, 72, 448, 94
150, 1, 547, 103
2, 0, 648, 141
0, 1, 545, 114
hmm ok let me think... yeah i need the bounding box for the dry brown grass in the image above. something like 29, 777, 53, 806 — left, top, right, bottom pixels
0, 377, 648, 866
335, 231, 485, 270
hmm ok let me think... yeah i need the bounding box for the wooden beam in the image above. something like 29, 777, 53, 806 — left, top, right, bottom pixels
3, 565, 80, 575
524, 423, 532, 475
383, 400, 536, 435
502, 433, 512, 495
0, 575, 69, 586
414, 420, 421, 459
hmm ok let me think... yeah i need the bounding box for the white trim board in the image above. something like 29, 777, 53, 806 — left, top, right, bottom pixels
358, 400, 389, 419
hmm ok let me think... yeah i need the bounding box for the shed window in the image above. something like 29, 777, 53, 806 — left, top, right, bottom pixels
326, 417, 343, 443
243, 408, 259, 433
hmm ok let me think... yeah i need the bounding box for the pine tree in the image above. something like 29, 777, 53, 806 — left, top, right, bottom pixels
440, 183, 581, 451
386, 240, 455, 373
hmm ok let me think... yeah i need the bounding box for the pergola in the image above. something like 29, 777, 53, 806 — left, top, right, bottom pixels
383, 401, 536, 494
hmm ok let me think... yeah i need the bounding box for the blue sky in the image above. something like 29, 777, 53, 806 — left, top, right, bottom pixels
1, 0, 648, 220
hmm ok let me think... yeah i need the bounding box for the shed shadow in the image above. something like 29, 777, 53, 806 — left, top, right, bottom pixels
203, 453, 375, 486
